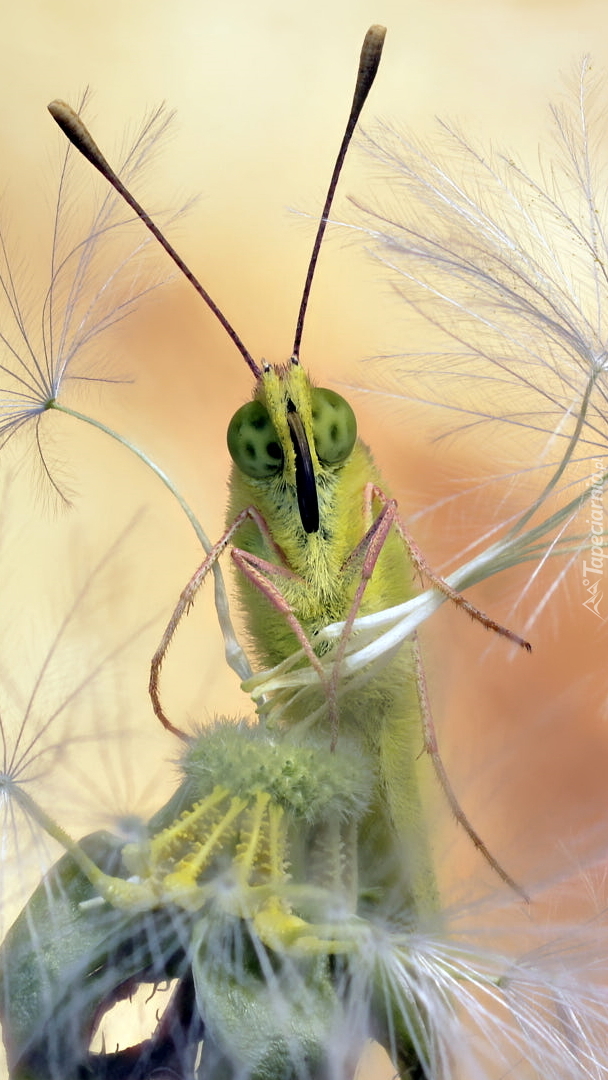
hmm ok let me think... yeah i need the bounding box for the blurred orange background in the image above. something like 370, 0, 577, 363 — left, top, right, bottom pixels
1, 1, 607, 1075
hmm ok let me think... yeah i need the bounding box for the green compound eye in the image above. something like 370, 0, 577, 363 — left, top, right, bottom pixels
227, 400, 284, 478
310, 388, 357, 464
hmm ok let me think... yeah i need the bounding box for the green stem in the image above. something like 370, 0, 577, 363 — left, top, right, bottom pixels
10, 783, 107, 890
506, 371, 599, 539
10, 782, 157, 910
50, 400, 252, 681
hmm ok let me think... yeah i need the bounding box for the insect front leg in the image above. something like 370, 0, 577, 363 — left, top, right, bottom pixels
230, 547, 331, 695
365, 483, 531, 651
149, 506, 286, 739
326, 500, 399, 748
299, 478, 529, 752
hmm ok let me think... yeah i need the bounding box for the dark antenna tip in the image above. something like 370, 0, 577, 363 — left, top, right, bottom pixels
47, 100, 262, 379
291, 24, 386, 361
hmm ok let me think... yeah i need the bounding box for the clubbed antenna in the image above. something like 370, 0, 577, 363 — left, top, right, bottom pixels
47, 98, 262, 378
291, 25, 386, 361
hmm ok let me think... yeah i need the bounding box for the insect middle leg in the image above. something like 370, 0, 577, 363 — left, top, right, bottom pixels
149, 506, 326, 738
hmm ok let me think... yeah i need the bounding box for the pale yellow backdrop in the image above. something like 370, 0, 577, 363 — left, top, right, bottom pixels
0, 1, 607, 1076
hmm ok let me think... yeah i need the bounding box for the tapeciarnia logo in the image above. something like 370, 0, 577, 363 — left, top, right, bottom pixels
582, 460, 606, 619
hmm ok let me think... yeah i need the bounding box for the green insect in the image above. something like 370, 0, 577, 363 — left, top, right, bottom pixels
47, 19, 530, 919
2, 25, 530, 1080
